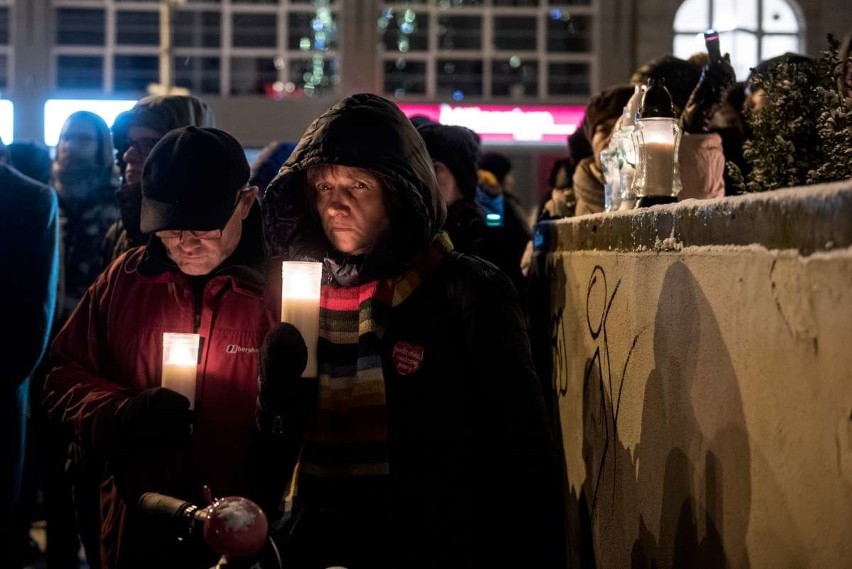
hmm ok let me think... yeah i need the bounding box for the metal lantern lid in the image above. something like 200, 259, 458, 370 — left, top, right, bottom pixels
637, 78, 676, 119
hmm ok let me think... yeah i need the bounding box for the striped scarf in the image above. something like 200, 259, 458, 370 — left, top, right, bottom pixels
300, 233, 453, 478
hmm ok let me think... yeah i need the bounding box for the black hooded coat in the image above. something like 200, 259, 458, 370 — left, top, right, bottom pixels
261, 94, 565, 569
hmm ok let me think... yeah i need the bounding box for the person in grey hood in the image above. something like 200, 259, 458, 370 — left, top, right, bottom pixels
103, 94, 215, 266
260, 93, 565, 569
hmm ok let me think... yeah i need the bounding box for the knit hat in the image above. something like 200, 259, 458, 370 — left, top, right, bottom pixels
583, 85, 635, 140
126, 94, 216, 135
417, 123, 480, 201
478, 152, 512, 185
140, 127, 250, 233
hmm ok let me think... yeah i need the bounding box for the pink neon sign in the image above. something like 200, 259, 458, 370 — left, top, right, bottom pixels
398, 103, 586, 144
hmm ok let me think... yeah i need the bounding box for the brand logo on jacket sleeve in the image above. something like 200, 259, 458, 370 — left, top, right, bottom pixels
392, 341, 425, 375
226, 344, 259, 354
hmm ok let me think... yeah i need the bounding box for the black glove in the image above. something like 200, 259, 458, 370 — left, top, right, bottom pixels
680, 54, 737, 133
116, 387, 193, 449
252, 323, 317, 517
257, 322, 316, 435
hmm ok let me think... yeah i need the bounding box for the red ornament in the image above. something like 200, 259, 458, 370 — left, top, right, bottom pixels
203, 496, 269, 558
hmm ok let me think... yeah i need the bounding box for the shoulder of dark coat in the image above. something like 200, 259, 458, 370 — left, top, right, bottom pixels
427, 251, 521, 314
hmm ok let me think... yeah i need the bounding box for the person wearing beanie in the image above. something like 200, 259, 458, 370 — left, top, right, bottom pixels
574, 84, 634, 215
45, 127, 276, 569
417, 122, 487, 255
104, 94, 216, 267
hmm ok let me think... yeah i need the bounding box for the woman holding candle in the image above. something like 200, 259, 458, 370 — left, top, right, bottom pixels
44, 127, 276, 569
261, 93, 565, 569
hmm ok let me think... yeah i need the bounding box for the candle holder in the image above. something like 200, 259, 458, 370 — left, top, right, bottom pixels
631, 79, 682, 207
162, 332, 200, 410
281, 261, 323, 377
613, 85, 644, 210
600, 146, 621, 212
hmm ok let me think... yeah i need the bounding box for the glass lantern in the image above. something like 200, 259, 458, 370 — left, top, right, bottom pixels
630, 79, 682, 206
631, 117, 682, 198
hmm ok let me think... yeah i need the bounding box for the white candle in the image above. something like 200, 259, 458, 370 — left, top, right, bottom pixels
162, 332, 200, 410
643, 140, 675, 195
281, 261, 323, 377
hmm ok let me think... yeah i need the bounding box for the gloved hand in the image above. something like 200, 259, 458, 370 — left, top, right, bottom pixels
257, 322, 316, 433
680, 54, 737, 133
252, 323, 318, 517
116, 387, 193, 449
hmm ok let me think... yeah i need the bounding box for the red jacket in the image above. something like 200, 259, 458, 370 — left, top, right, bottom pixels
45, 244, 276, 569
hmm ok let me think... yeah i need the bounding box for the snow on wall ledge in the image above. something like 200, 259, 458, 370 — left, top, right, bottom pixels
531, 180, 852, 569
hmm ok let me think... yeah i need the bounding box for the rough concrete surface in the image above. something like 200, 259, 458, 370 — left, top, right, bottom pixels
532, 180, 852, 569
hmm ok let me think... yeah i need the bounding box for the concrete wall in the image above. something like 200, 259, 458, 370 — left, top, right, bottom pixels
530, 181, 852, 568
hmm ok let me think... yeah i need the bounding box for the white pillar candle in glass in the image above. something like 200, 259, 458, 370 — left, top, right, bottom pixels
631, 117, 682, 197
281, 261, 323, 377
162, 332, 200, 410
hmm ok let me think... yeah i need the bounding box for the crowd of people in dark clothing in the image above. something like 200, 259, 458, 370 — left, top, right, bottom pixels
0, 44, 817, 569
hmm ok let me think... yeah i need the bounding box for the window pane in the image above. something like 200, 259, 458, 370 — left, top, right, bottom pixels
56, 9, 105, 46
116, 11, 160, 46
436, 59, 482, 98
438, 16, 481, 50
378, 9, 428, 53
174, 11, 221, 48
546, 14, 591, 53
674, 0, 708, 32
114, 55, 159, 93
548, 62, 590, 96
174, 56, 221, 94
287, 12, 339, 51
674, 33, 707, 61
713, 0, 757, 32
548, 0, 590, 5
762, 0, 799, 33
493, 16, 536, 51
492, 59, 538, 98
0, 55, 7, 90
384, 59, 426, 96
493, 0, 537, 5
0, 8, 8, 45
232, 13, 277, 48
761, 34, 799, 59
57, 55, 104, 90
726, 30, 757, 80
230, 56, 277, 95
289, 58, 337, 96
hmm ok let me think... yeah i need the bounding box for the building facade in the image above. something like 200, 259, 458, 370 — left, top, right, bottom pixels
1, 0, 849, 202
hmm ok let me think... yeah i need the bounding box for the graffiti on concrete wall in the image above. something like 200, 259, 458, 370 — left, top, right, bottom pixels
582, 265, 645, 516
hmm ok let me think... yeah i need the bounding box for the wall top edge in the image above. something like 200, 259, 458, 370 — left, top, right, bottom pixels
537, 180, 852, 256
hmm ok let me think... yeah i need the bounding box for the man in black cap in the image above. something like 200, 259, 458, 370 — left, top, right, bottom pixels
44, 127, 275, 569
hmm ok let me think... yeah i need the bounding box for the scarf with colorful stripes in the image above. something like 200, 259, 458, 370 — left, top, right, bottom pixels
300, 233, 453, 478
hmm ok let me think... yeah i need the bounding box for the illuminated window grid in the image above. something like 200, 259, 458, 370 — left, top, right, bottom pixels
0, 0, 12, 92
377, 1, 596, 102
672, 0, 803, 80
51, 0, 340, 97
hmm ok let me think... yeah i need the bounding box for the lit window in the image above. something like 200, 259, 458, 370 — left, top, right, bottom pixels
673, 0, 803, 79
378, 2, 595, 101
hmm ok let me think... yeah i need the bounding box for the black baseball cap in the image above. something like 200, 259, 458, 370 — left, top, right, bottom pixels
140, 126, 250, 233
